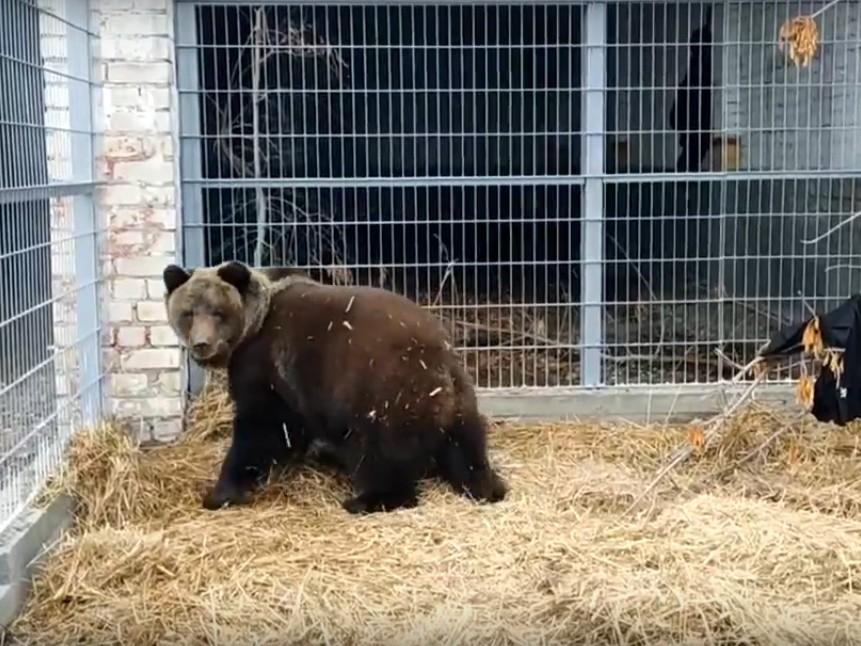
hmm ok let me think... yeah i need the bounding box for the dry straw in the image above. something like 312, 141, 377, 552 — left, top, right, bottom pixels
8, 376, 861, 644
778, 0, 843, 68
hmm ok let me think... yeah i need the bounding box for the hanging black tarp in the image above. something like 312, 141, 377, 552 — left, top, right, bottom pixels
757, 294, 861, 426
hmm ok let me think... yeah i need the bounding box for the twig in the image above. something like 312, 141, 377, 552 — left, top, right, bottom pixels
714, 348, 745, 373
251, 7, 268, 267
811, 0, 844, 19
432, 260, 457, 308
607, 235, 666, 363
825, 264, 861, 273
704, 414, 801, 482
624, 360, 766, 515
798, 291, 817, 318
451, 319, 577, 350
801, 209, 861, 245
601, 351, 713, 367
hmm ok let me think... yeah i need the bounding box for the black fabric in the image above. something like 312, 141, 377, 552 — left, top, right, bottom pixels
758, 294, 861, 426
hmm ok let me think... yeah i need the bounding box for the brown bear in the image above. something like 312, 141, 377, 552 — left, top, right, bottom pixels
163, 260, 507, 514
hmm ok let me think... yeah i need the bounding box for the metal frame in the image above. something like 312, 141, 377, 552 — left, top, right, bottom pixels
173, 0, 861, 403
0, 0, 104, 533
176, 1, 207, 400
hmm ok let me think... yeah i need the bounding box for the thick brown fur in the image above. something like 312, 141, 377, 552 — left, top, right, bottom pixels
164, 261, 507, 514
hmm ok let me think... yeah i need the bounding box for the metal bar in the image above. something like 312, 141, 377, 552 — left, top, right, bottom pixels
66, 0, 102, 425
580, 2, 605, 388
176, 170, 861, 188
13, 0, 98, 36
175, 2, 207, 397
0, 182, 98, 205
177, 0, 590, 4
178, 176, 589, 188
0, 52, 94, 86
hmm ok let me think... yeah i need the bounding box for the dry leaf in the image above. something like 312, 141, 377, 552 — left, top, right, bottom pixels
778, 15, 819, 68
796, 374, 815, 410
801, 317, 824, 355
823, 350, 844, 380
786, 441, 803, 467
687, 427, 706, 453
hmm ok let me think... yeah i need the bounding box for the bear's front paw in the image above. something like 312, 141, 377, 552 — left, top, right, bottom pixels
202, 486, 252, 510
341, 495, 370, 515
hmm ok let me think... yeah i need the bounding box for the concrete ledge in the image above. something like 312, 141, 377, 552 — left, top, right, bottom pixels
477, 384, 799, 423
0, 494, 75, 628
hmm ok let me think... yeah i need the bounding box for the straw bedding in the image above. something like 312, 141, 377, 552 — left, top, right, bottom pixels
7, 381, 861, 645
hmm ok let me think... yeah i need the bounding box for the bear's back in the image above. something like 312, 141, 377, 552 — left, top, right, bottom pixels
268, 281, 450, 347
259, 281, 465, 438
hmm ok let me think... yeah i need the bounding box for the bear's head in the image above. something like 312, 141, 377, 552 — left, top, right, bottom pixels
163, 260, 271, 368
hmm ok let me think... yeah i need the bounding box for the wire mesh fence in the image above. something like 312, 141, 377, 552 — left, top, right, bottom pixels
176, 0, 861, 394
0, 0, 103, 533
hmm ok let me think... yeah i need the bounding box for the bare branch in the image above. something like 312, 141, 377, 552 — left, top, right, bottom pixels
801, 209, 861, 245
251, 7, 269, 267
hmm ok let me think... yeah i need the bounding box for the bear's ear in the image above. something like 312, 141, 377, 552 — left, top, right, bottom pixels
217, 261, 252, 295
163, 264, 192, 295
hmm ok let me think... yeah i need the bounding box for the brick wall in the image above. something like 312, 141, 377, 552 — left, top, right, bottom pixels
94, 0, 182, 441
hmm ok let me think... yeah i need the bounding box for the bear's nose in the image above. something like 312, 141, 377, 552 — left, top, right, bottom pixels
193, 341, 210, 354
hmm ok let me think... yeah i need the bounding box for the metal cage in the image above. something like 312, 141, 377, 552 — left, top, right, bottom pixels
174, 0, 861, 400
0, 0, 103, 533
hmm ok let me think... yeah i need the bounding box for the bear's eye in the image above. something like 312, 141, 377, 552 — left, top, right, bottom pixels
181, 311, 193, 320
211, 310, 224, 320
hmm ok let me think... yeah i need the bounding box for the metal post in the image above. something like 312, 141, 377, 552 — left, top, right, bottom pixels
580, 3, 605, 388
175, 3, 206, 396
67, 0, 102, 424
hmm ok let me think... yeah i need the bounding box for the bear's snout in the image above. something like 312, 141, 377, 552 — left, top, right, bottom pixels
190, 338, 219, 361
189, 324, 223, 362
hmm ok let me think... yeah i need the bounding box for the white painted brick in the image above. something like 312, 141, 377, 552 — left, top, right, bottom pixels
102, 348, 121, 373
113, 231, 146, 247
141, 186, 176, 207
136, 87, 171, 111
103, 37, 171, 62
108, 302, 133, 323
112, 278, 147, 299
150, 230, 176, 253
107, 109, 171, 134
137, 300, 167, 322
123, 348, 180, 370
107, 87, 142, 107
103, 135, 154, 161
107, 62, 171, 85
147, 279, 166, 299
130, 0, 172, 9
150, 325, 177, 347
45, 85, 70, 109
113, 156, 174, 184
110, 373, 149, 396
101, 184, 143, 206
116, 256, 172, 278
152, 418, 182, 441
116, 326, 147, 347
113, 397, 182, 418
110, 207, 175, 230
99, 1, 182, 426
159, 135, 174, 159
157, 371, 182, 393
151, 398, 183, 417
103, 14, 168, 36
